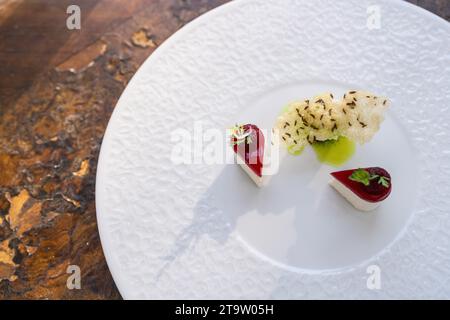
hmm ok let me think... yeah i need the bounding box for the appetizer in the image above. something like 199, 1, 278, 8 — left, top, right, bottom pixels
275, 91, 389, 162
231, 124, 265, 187
330, 167, 392, 211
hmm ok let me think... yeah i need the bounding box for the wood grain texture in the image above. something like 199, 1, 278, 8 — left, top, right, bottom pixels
0, 0, 229, 300
0, 0, 447, 299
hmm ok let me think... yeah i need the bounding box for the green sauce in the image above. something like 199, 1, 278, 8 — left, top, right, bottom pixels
280, 104, 290, 115
311, 136, 355, 166
288, 145, 305, 156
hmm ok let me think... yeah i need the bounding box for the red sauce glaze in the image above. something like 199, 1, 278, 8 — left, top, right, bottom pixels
331, 167, 392, 203
232, 124, 264, 177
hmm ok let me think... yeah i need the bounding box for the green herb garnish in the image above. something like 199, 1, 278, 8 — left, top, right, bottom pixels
349, 168, 371, 186
349, 168, 390, 188
230, 124, 252, 145
378, 176, 390, 188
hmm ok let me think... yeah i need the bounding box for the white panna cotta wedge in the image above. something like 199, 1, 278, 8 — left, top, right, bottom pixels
330, 167, 392, 211
231, 124, 279, 187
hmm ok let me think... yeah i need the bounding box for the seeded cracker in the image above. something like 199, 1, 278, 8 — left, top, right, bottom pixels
275, 91, 389, 151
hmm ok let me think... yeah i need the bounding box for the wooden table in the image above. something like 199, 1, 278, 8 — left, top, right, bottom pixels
0, 0, 448, 299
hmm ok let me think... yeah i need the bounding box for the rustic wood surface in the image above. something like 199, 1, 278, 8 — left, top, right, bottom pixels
0, 0, 448, 300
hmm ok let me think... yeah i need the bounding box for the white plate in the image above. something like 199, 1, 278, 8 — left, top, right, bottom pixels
96, 0, 450, 299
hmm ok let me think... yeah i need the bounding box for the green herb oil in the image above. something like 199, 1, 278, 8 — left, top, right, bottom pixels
287, 144, 305, 156
280, 104, 290, 115
311, 136, 355, 166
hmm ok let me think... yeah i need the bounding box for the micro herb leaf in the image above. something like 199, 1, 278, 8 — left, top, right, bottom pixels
349, 169, 371, 186
378, 176, 390, 188
230, 124, 252, 146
